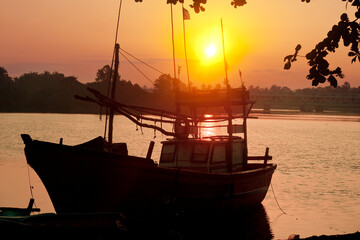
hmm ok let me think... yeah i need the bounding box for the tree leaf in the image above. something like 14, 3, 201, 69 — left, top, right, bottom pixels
352, 0, 360, 7
284, 55, 293, 62
328, 75, 338, 88
284, 62, 291, 70
306, 50, 316, 60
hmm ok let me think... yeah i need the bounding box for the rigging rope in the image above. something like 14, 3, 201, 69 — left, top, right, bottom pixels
80, 87, 245, 127
119, 50, 155, 85
26, 164, 38, 210
119, 47, 165, 75
271, 182, 286, 215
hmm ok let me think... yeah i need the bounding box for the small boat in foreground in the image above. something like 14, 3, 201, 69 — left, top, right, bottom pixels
0, 199, 40, 217
0, 212, 126, 240
21, 45, 276, 217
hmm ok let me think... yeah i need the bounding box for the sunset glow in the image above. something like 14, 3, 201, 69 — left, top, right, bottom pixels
1, 1, 359, 89
205, 45, 217, 58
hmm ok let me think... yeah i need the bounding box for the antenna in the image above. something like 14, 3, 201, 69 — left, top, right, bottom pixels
239, 69, 245, 88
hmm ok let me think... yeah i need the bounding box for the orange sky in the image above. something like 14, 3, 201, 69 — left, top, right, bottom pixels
1, 0, 359, 89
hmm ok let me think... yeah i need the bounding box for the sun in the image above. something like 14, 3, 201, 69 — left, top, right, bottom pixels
205, 45, 217, 58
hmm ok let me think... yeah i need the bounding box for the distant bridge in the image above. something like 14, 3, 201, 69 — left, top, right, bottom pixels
250, 94, 360, 112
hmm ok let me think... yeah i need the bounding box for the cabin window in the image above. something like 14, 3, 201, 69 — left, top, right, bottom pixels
160, 144, 176, 162
192, 144, 209, 162
211, 145, 227, 163
177, 143, 192, 162
232, 142, 243, 165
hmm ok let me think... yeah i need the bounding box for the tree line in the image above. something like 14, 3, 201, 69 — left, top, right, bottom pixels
0, 66, 178, 113
248, 82, 360, 96
0, 66, 359, 114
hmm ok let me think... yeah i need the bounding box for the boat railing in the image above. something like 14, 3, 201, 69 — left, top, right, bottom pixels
247, 147, 272, 167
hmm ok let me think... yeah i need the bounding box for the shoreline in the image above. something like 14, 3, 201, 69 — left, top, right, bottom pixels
250, 109, 360, 122
290, 231, 360, 240
252, 108, 360, 116
1, 109, 360, 117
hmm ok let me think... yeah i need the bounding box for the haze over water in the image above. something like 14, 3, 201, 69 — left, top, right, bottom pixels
0, 113, 359, 239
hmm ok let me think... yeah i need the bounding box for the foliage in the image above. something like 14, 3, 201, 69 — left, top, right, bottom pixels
283, 44, 302, 70
95, 65, 111, 82
163, 0, 247, 13
0, 67, 15, 111
1, 65, 358, 113
0, 67, 164, 113
248, 81, 360, 96
95, 65, 121, 83
154, 74, 189, 94
154, 74, 174, 94
284, 0, 360, 88
0, 67, 12, 84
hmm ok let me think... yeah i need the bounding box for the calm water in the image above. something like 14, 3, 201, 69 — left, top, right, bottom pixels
0, 113, 359, 239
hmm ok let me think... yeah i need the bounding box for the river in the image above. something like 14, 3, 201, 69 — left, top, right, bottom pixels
0, 113, 359, 239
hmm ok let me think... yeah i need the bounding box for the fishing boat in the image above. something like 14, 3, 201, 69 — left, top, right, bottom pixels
21, 46, 276, 217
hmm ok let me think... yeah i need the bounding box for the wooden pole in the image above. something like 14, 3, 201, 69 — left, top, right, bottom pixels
170, 4, 177, 80
104, 0, 123, 140
242, 89, 248, 166
221, 19, 233, 173
221, 19, 229, 89
146, 141, 155, 160
108, 43, 120, 148
182, 3, 191, 92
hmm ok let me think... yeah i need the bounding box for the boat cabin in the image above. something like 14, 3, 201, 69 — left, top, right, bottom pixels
159, 136, 244, 173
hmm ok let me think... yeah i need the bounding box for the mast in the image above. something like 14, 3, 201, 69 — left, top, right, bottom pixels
182, 4, 191, 92
221, 19, 233, 173
240, 72, 248, 166
170, 3, 182, 137
108, 43, 120, 148
170, 3, 177, 80
103, 0, 123, 141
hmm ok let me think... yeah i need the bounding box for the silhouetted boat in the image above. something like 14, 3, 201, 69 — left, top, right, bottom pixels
0, 199, 40, 217
0, 212, 126, 240
21, 44, 276, 217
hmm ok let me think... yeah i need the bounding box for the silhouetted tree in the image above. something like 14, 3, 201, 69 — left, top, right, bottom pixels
0, 67, 9, 77
8, 71, 99, 113
249, 83, 360, 97
282, 1, 359, 87
96, 65, 112, 82
214, 83, 222, 90
0, 67, 12, 85
154, 74, 173, 94
0, 67, 16, 111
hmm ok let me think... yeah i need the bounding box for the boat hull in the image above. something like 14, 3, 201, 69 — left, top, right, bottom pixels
23, 138, 276, 215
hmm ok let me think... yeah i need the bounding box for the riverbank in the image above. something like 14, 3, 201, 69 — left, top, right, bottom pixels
252, 108, 360, 116
251, 109, 360, 123
293, 231, 360, 240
